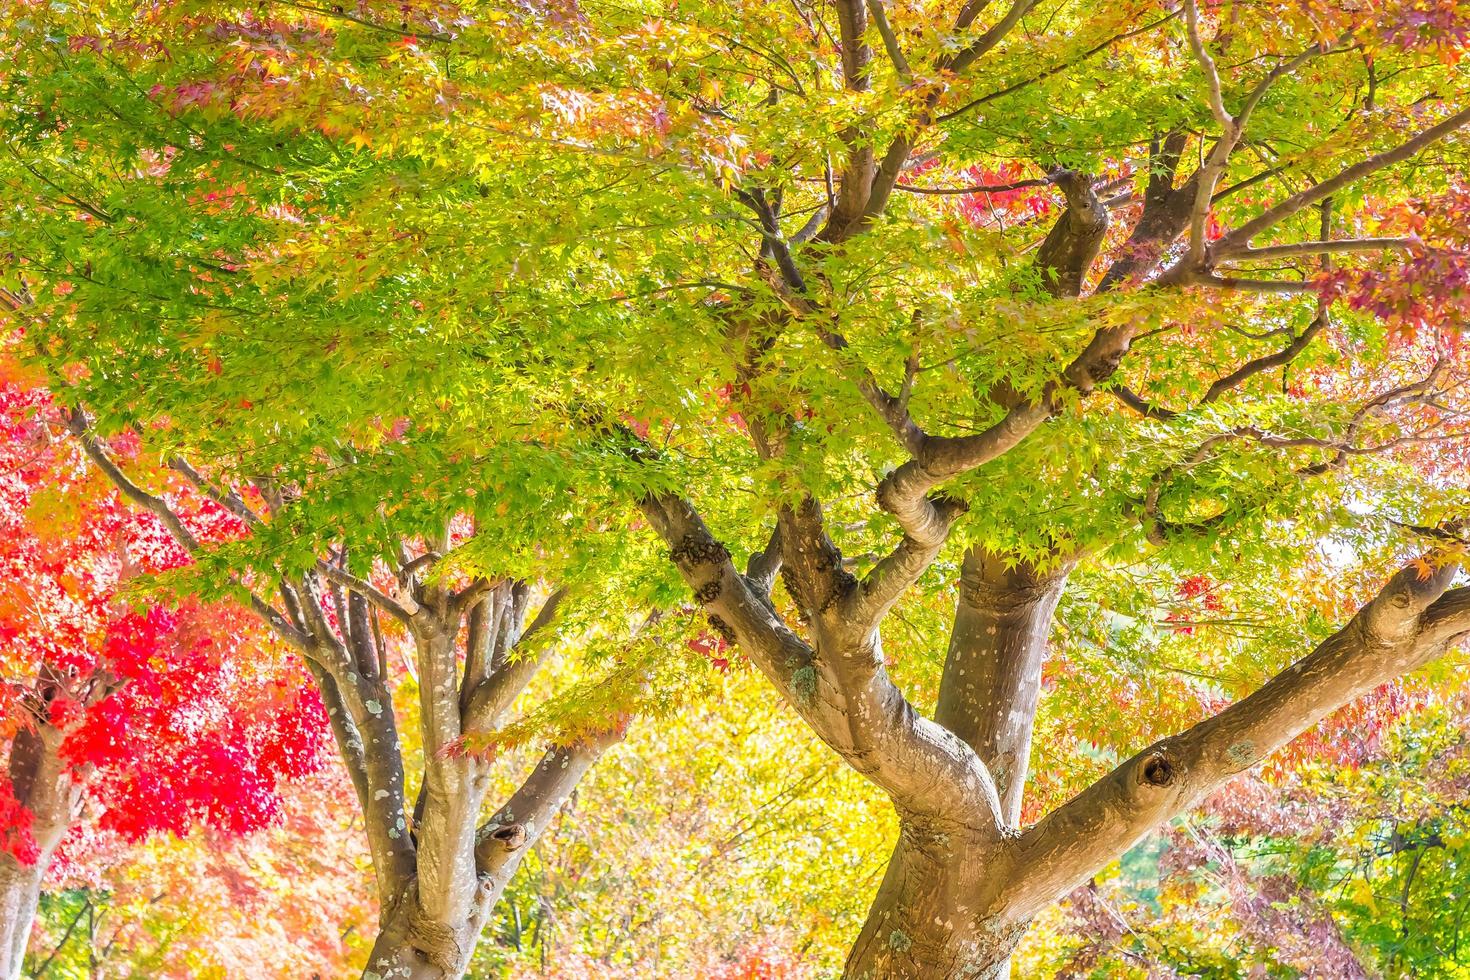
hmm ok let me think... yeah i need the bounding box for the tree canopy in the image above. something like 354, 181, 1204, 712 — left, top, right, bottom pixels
2, 0, 1470, 976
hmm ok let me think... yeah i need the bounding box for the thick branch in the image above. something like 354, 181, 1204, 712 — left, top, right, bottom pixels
1189, 273, 1318, 294
849, 493, 968, 631
945, 0, 1041, 74
643, 492, 1000, 825
1035, 170, 1111, 298
474, 731, 622, 885
745, 523, 785, 597
996, 557, 1468, 919
306, 661, 416, 903
820, 0, 876, 239
936, 550, 1073, 825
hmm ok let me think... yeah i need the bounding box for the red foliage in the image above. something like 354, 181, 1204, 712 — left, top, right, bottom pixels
687, 629, 731, 672
0, 777, 39, 864
1317, 187, 1470, 338
0, 378, 326, 863
708, 939, 808, 980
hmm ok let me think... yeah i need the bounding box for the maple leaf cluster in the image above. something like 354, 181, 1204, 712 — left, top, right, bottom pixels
0, 377, 326, 863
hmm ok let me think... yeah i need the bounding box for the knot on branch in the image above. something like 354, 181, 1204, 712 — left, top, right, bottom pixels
669, 534, 730, 569
407, 907, 466, 974
811, 540, 858, 614
485, 822, 527, 853
1084, 349, 1126, 386
706, 614, 737, 646
820, 570, 858, 614
1139, 751, 1178, 788
779, 564, 810, 622
814, 541, 844, 575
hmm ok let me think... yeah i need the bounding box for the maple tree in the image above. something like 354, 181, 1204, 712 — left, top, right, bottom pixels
0, 375, 326, 980
3, 0, 1470, 978
0, 6, 657, 976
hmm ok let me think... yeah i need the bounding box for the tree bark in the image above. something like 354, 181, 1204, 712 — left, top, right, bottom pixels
844, 550, 1069, 980
843, 826, 1025, 980
1, 720, 79, 980
0, 853, 47, 980
836, 559, 1470, 978
358, 736, 617, 980
935, 549, 1072, 825
361, 880, 483, 980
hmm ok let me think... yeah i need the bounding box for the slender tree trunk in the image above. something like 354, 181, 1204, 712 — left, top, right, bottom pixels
846, 549, 1069, 979
2, 720, 79, 980
0, 852, 47, 980
359, 739, 615, 980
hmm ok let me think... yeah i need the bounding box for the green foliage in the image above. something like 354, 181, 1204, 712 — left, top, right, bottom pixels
3, 0, 1469, 975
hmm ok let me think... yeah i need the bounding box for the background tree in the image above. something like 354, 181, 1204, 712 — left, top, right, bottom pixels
5, 1, 1470, 978
0, 6, 693, 974
0, 372, 327, 980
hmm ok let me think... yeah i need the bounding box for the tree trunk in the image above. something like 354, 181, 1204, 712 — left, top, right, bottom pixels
359, 737, 615, 980
2, 720, 79, 980
0, 852, 47, 980
842, 828, 1025, 980
845, 550, 1068, 979
935, 549, 1071, 824
361, 891, 482, 980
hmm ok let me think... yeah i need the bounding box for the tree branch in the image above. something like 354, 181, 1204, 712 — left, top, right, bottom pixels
66, 412, 200, 551
936, 11, 1181, 122
1189, 273, 1318, 293
167, 456, 265, 528
849, 492, 969, 632
745, 523, 784, 597
1217, 237, 1416, 262
1183, 0, 1237, 267
1211, 105, 1470, 255
1035, 170, 1111, 298
819, 0, 876, 241
945, 0, 1041, 75
996, 556, 1470, 920
473, 732, 623, 886
462, 588, 570, 734
315, 560, 417, 627
1200, 307, 1327, 403
66, 412, 314, 651
893, 176, 1055, 196
865, 0, 911, 79
643, 491, 1001, 824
